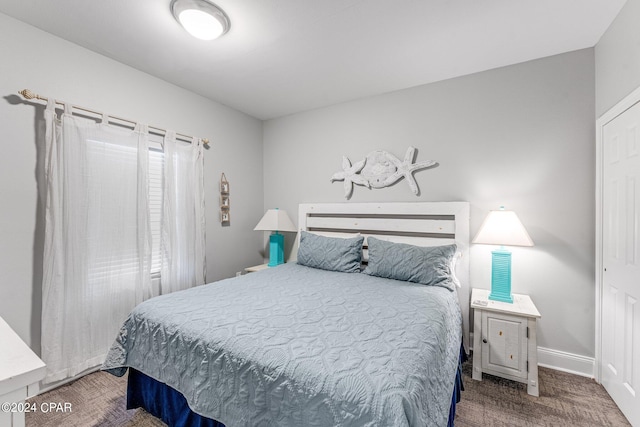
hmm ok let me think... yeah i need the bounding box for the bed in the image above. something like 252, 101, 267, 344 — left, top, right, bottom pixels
103, 202, 470, 427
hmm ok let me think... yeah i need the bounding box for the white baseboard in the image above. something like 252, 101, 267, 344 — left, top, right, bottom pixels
37, 366, 101, 395
469, 333, 595, 378
537, 346, 595, 378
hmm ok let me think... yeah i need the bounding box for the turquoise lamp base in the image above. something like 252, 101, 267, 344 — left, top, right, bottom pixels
268, 232, 285, 267
488, 248, 513, 303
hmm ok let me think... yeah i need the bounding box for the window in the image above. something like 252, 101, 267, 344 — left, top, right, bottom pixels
148, 145, 164, 277
84, 138, 164, 288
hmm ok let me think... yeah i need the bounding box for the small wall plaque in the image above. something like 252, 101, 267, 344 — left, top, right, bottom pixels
220, 173, 230, 225
220, 173, 230, 194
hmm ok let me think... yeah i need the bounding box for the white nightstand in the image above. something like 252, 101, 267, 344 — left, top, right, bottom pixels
0, 316, 46, 427
471, 288, 541, 396
244, 263, 269, 273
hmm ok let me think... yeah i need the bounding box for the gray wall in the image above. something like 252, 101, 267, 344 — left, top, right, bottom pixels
595, 0, 640, 117
1, 5, 612, 362
0, 12, 265, 351
264, 49, 596, 358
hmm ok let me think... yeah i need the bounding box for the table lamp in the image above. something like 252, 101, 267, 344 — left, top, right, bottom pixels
254, 208, 297, 266
472, 206, 534, 303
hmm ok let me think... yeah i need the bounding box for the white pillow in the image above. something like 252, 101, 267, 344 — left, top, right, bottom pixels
450, 251, 462, 288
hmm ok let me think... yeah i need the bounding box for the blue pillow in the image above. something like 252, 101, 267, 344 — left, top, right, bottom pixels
297, 231, 364, 273
363, 238, 457, 290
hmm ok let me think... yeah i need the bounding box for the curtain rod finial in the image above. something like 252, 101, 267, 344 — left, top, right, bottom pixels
19, 89, 35, 99
19, 89, 45, 101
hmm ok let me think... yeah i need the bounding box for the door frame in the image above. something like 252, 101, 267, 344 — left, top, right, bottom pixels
595, 85, 640, 383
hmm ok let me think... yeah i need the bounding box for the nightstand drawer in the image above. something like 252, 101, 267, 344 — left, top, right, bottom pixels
482, 311, 527, 379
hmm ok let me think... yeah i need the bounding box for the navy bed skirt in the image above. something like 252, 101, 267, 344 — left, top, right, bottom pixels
127, 344, 466, 427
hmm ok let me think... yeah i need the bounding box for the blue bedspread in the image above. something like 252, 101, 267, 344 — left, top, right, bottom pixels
103, 263, 462, 427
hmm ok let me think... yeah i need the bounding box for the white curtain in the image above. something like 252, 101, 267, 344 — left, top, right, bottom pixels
161, 131, 206, 293
41, 101, 205, 384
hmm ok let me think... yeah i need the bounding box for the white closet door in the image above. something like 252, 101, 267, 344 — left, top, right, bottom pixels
602, 100, 640, 427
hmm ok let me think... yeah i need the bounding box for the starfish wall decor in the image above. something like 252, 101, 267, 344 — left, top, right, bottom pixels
330, 146, 437, 199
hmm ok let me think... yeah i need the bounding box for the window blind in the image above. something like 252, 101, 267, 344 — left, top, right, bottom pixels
148, 146, 164, 276
84, 139, 164, 283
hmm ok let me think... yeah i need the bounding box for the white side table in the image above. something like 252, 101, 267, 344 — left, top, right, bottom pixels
471, 288, 541, 396
245, 263, 269, 273
0, 316, 46, 427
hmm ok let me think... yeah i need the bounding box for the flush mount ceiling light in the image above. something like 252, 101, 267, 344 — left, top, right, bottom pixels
171, 0, 230, 40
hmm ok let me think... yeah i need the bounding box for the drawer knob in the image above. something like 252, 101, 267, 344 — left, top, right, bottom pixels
482, 338, 487, 344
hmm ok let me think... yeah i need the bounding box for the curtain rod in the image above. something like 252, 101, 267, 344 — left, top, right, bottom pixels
18, 89, 209, 147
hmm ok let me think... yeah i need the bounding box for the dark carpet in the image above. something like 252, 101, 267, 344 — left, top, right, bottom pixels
455, 362, 630, 426
26, 360, 630, 426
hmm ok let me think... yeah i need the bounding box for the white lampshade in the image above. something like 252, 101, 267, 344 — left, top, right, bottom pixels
472, 208, 534, 247
254, 209, 297, 232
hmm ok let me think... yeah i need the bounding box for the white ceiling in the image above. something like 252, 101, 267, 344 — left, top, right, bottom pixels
0, 0, 627, 120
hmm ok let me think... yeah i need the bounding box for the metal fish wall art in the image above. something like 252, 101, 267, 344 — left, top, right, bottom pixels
330, 146, 437, 199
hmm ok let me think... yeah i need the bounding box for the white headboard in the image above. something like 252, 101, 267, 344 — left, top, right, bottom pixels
298, 202, 471, 351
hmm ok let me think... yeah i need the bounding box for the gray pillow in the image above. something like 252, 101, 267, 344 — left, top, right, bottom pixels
297, 231, 364, 273
363, 238, 457, 290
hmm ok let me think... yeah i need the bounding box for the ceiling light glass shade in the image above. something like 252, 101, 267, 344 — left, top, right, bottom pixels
472, 208, 534, 247
171, 0, 230, 40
